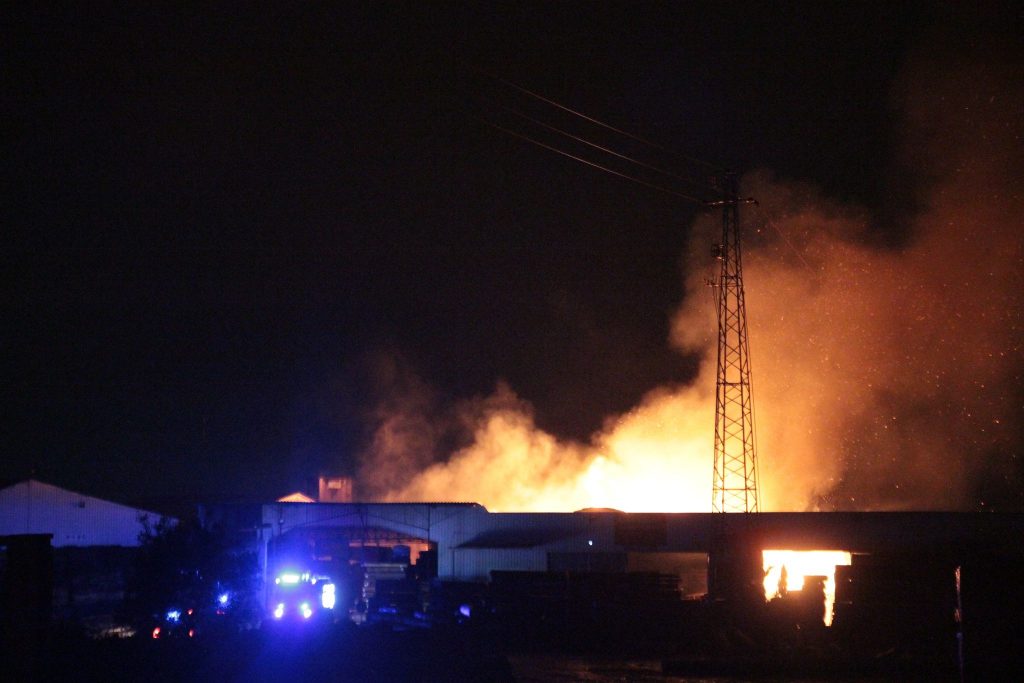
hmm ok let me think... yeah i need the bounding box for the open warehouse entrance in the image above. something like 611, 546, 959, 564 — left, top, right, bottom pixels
267, 524, 435, 620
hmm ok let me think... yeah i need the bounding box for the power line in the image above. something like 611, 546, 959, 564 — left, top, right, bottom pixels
480, 70, 724, 173
477, 117, 709, 205
494, 102, 723, 197
752, 204, 817, 274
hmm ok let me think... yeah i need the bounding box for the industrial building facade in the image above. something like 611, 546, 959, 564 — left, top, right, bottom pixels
259, 501, 1024, 600
0, 480, 169, 547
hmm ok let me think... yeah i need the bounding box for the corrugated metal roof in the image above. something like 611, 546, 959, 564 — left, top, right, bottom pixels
0, 479, 174, 547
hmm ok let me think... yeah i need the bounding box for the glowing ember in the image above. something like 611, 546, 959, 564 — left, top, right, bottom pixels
762, 549, 852, 626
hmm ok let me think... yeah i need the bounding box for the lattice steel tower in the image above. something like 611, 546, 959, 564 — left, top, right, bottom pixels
709, 173, 760, 513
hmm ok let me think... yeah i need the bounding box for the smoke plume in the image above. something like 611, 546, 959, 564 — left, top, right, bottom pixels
357, 27, 1022, 512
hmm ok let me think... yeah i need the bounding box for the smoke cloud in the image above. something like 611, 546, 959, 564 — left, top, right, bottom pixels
357, 27, 1022, 512
729, 24, 1022, 510
362, 379, 715, 512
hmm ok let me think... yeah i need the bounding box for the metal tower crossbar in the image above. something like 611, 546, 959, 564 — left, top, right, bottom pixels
709, 173, 760, 513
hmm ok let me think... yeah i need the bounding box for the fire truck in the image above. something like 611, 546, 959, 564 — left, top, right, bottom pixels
266, 571, 338, 625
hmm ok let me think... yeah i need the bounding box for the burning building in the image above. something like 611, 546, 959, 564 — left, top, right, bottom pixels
256, 500, 1023, 644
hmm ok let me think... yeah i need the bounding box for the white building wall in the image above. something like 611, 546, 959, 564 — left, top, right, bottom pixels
0, 480, 169, 547
451, 548, 546, 581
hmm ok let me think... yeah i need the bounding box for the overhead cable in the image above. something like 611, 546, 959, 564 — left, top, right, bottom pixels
477, 117, 708, 205
481, 70, 724, 173
752, 203, 817, 274
495, 103, 723, 197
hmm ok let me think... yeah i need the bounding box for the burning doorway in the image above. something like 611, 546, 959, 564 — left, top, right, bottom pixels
762, 549, 852, 626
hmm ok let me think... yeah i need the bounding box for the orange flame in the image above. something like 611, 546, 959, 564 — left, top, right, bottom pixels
762, 549, 852, 626
364, 53, 1021, 513
379, 382, 715, 512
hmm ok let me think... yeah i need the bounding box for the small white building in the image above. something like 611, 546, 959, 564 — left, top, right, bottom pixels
0, 479, 170, 547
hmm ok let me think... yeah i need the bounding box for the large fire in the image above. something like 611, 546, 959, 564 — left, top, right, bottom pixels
359, 50, 1020, 515
372, 381, 715, 512
762, 549, 852, 626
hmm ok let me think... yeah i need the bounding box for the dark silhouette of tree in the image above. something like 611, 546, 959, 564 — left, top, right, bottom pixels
122, 517, 260, 628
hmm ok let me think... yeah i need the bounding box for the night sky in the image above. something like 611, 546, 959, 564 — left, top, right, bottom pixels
4, 2, 1019, 507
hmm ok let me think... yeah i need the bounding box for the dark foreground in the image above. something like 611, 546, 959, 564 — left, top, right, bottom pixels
3, 618, 1010, 683
10, 623, 513, 682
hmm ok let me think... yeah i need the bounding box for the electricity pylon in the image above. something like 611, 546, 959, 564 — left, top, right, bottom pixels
708, 173, 760, 513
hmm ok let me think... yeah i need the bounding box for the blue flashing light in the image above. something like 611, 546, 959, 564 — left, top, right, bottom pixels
218, 593, 230, 606
166, 609, 182, 623
273, 603, 285, 619
279, 572, 301, 585
321, 583, 336, 610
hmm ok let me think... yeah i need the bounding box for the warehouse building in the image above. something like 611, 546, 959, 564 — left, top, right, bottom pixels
0, 479, 174, 633
202, 498, 1023, 675
0, 479, 168, 546
258, 501, 1024, 611
260, 501, 1024, 580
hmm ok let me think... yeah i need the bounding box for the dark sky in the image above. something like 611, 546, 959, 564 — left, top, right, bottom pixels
4, 2, 1005, 506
